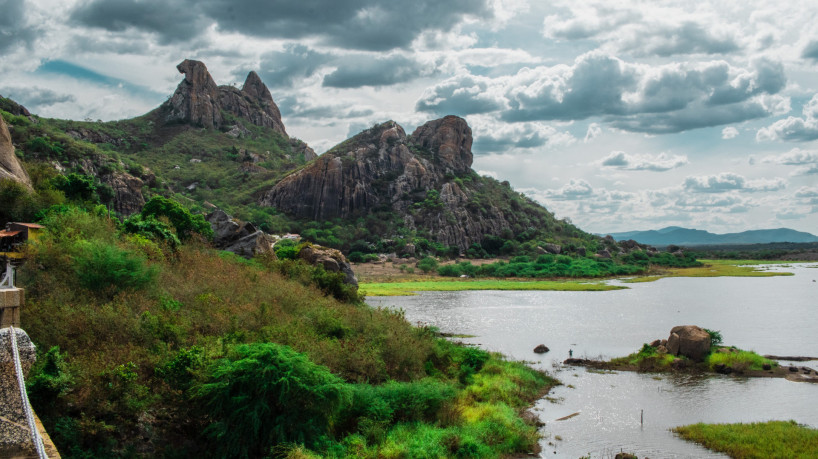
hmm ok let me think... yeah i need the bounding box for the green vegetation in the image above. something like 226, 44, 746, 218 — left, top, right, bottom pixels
362, 278, 624, 296
674, 421, 818, 459
623, 259, 795, 283
608, 340, 776, 374
16, 206, 555, 458
707, 348, 775, 372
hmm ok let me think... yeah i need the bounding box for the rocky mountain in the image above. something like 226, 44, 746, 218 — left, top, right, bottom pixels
607, 226, 818, 246
0, 115, 31, 188
260, 116, 584, 251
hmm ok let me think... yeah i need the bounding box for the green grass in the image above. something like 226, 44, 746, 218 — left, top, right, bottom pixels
674, 421, 818, 458
623, 259, 794, 283
707, 349, 776, 372
360, 278, 625, 296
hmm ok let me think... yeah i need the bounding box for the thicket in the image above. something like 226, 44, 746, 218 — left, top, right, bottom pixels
17, 207, 555, 458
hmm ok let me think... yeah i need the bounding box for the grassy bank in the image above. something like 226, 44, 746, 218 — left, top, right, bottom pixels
18, 206, 556, 458
361, 278, 624, 296
673, 421, 818, 458
608, 342, 776, 374
623, 259, 796, 283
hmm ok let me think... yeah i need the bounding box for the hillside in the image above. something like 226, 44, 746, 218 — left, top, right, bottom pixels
606, 227, 818, 246
2, 59, 612, 259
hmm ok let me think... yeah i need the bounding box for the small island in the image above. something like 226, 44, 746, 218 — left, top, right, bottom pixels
565, 325, 818, 382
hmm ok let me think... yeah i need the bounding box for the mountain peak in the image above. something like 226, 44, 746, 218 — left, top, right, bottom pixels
161, 59, 286, 135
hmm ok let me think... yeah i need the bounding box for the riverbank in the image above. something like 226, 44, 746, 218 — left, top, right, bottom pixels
358, 259, 803, 296
674, 421, 818, 458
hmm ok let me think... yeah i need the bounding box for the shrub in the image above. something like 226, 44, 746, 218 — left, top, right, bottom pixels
274, 239, 300, 260
72, 240, 158, 294
192, 343, 348, 457
704, 328, 723, 348
417, 257, 439, 273
122, 214, 180, 249
140, 196, 213, 240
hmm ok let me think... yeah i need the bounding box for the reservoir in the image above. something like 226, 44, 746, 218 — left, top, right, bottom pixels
367, 263, 818, 458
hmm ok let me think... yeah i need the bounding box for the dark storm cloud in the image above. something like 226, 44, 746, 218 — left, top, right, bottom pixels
256, 44, 331, 87
71, 0, 491, 50
201, 0, 492, 50
323, 54, 431, 88
70, 0, 205, 43
0, 0, 36, 52
0, 86, 76, 108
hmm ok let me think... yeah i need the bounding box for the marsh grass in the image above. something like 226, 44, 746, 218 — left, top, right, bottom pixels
674, 420, 818, 459
707, 349, 776, 372
361, 278, 624, 296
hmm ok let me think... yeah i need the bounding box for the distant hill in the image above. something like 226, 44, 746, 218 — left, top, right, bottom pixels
605, 227, 818, 246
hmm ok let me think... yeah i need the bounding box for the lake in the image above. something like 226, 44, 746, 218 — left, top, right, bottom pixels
367, 263, 818, 458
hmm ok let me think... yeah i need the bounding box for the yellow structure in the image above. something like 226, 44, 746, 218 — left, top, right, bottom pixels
0, 222, 43, 260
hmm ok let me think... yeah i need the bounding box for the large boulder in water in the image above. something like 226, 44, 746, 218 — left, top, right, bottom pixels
666, 325, 711, 362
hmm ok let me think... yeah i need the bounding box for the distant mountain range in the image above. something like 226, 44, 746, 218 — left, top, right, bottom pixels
604, 226, 818, 246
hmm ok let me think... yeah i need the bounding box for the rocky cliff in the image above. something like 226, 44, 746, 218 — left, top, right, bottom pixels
0, 115, 31, 188
162, 59, 287, 135
259, 116, 557, 250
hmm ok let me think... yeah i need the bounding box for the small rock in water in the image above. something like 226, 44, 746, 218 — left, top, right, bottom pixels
615, 453, 638, 459
789, 366, 799, 372
762, 363, 772, 371
534, 344, 550, 354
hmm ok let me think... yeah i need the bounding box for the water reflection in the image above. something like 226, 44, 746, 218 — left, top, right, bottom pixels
367, 264, 818, 458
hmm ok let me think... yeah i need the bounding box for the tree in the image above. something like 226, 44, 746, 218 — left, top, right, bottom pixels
140, 196, 213, 240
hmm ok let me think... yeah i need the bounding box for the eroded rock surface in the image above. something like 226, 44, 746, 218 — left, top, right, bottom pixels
0, 116, 31, 188
299, 245, 358, 288
206, 209, 274, 259
667, 325, 711, 362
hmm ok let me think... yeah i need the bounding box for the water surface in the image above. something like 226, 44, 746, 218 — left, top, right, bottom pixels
367, 264, 818, 458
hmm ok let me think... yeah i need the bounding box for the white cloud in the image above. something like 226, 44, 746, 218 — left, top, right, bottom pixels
757, 93, 818, 142
721, 126, 739, 139
598, 151, 688, 171
584, 122, 601, 142
683, 172, 786, 193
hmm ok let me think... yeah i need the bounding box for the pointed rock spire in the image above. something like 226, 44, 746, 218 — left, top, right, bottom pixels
165, 59, 223, 129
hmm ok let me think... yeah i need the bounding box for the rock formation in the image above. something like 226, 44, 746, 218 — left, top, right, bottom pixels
299, 245, 358, 288
162, 59, 287, 135
259, 116, 549, 250
101, 172, 146, 216
666, 325, 711, 362
0, 116, 31, 188
206, 209, 275, 259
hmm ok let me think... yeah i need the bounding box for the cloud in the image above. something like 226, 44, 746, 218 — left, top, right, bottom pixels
542, 179, 594, 200
256, 44, 331, 88
757, 93, 818, 142
470, 120, 575, 153
584, 123, 601, 142
0, 86, 76, 108
0, 0, 36, 52
70, 0, 205, 44
543, 4, 741, 57
599, 151, 688, 171
417, 52, 786, 134
761, 148, 818, 175
802, 40, 818, 61
721, 126, 739, 139
277, 95, 374, 120
683, 172, 785, 193
323, 54, 433, 88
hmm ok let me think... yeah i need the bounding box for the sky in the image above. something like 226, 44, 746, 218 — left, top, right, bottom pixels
1, 0, 817, 234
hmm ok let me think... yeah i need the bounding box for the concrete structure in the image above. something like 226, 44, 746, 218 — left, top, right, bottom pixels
0, 223, 43, 261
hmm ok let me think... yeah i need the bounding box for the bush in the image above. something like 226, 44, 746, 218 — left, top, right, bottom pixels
704, 328, 723, 348
192, 343, 348, 457
417, 257, 439, 273
73, 240, 158, 294
122, 214, 180, 249
140, 196, 213, 240
274, 239, 300, 260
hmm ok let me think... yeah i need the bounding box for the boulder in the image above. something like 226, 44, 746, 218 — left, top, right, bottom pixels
655, 345, 668, 354
206, 210, 274, 259
615, 454, 637, 459
0, 115, 31, 188
299, 245, 358, 288
544, 243, 561, 254
100, 171, 145, 216
533, 344, 550, 354
576, 246, 587, 257
667, 325, 711, 362
596, 249, 612, 259
649, 339, 661, 347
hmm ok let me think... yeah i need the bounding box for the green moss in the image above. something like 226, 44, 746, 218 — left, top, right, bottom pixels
674, 421, 818, 459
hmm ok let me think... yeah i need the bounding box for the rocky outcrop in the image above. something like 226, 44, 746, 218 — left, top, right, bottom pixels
101, 172, 146, 216
667, 325, 711, 362
0, 116, 31, 188
206, 210, 274, 259
259, 117, 544, 250
299, 245, 358, 287
162, 60, 287, 136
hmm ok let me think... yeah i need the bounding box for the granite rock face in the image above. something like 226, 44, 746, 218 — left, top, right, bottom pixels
163, 60, 287, 135
259, 116, 534, 250
667, 325, 711, 362
299, 245, 358, 288
0, 116, 31, 188
101, 172, 146, 216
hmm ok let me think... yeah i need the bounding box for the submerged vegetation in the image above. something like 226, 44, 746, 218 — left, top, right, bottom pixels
674, 421, 818, 459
